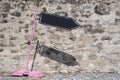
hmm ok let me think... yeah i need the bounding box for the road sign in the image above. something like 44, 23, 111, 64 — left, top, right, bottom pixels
39, 12, 79, 30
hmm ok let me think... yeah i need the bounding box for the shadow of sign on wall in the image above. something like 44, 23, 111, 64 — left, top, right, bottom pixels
31, 41, 78, 71
40, 45, 78, 66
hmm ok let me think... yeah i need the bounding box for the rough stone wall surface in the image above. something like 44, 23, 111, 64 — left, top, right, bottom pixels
0, 0, 120, 76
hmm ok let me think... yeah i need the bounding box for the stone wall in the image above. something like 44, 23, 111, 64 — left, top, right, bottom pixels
0, 0, 120, 75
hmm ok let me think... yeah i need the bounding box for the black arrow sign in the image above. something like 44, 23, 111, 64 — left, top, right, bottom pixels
39, 12, 79, 30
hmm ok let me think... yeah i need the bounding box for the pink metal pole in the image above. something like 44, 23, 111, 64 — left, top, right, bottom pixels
12, 4, 44, 77
25, 8, 38, 71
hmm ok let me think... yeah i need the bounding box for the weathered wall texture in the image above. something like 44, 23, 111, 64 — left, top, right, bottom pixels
0, 0, 120, 75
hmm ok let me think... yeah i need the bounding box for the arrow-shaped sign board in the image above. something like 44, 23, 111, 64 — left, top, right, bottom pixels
39, 12, 79, 30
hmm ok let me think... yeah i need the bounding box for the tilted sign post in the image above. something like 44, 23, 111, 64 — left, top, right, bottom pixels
11, 8, 79, 78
